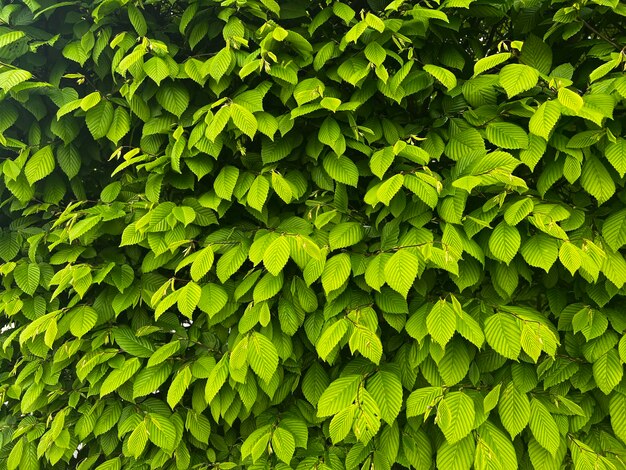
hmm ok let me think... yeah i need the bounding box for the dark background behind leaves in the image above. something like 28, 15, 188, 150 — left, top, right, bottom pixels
1, 0, 626, 468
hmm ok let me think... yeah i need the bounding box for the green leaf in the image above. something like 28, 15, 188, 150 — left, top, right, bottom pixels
488, 222, 520, 265
147, 341, 180, 368
208, 47, 233, 82
7, 437, 24, 470
529, 399, 560, 456
406, 386, 442, 417
602, 209, 626, 251
365, 253, 391, 291
377, 174, 404, 205
370, 148, 395, 179
323, 155, 359, 187
271, 172, 293, 203
329, 222, 364, 251
384, 249, 418, 298
144, 56, 170, 85
230, 103, 257, 139
127, 3, 147, 36
521, 234, 559, 272
70, 306, 98, 338
253, 272, 283, 303
86, 100, 114, 140
498, 382, 530, 438
25, 145, 55, 185
114, 327, 155, 357
337, 57, 369, 86
504, 198, 534, 226
321, 253, 351, 294
485, 313, 521, 359
247, 331, 279, 383
247, 175, 270, 211
167, 366, 192, 409
437, 436, 475, 470
14, 263, 40, 296
366, 370, 402, 424
485, 122, 529, 149
302, 362, 330, 406
133, 362, 172, 398
529, 101, 561, 140
473, 52, 511, 76
499, 64, 539, 98
206, 106, 231, 142
214, 165, 240, 201
127, 421, 148, 459
610, 392, 626, 444
605, 138, 626, 178
317, 375, 360, 417
316, 318, 349, 361
423, 64, 457, 90
520, 35, 552, 75
593, 349, 622, 395
186, 409, 211, 443
475, 421, 518, 469
581, 156, 615, 205
426, 300, 456, 347
263, 236, 290, 276
100, 357, 141, 397
557, 87, 583, 112
329, 405, 356, 444
364, 41, 386, 66
156, 83, 190, 118
348, 326, 383, 364
559, 242, 581, 275
318, 117, 345, 156
572, 306, 608, 341
437, 392, 475, 444
147, 413, 177, 452
205, 355, 229, 403
272, 427, 296, 464
190, 247, 214, 281
177, 281, 201, 318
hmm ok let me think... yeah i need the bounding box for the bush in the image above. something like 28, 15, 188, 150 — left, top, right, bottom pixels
1, 0, 626, 468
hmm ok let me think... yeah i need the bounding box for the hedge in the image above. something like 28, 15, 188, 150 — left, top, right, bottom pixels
1, 0, 626, 469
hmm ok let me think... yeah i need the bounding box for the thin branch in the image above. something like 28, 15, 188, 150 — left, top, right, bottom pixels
582, 20, 621, 50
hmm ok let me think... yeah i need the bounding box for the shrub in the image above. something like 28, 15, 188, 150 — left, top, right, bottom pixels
1, 0, 626, 468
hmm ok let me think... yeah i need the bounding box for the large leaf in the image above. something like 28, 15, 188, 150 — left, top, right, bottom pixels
156, 83, 190, 117
366, 370, 402, 424
485, 122, 529, 149
426, 300, 457, 347
488, 222, 520, 265
581, 156, 615, 205
323, 155, 359, 187
263, 236, 290, 276
498, 382, 530, 438
437, 392, 475, 443
423, 64, 457, 90
529, 101, 561, 140
605, 138, 626, 178
321, 253, 351, 294
317, 375, 361, 417
603, 209, 626, 251
24, 146, 55, 185
329, 222, 364, 251
499, 64, 539, 98
529, 399, 560, 456
484, 313, 521, 359
384, 249, 418, 298
247, 331, 279, 383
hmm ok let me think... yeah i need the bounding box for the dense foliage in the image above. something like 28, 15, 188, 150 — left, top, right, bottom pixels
1, 0, 626, 468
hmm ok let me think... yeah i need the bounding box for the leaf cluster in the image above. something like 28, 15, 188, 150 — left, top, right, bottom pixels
1, 0, 626, 469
